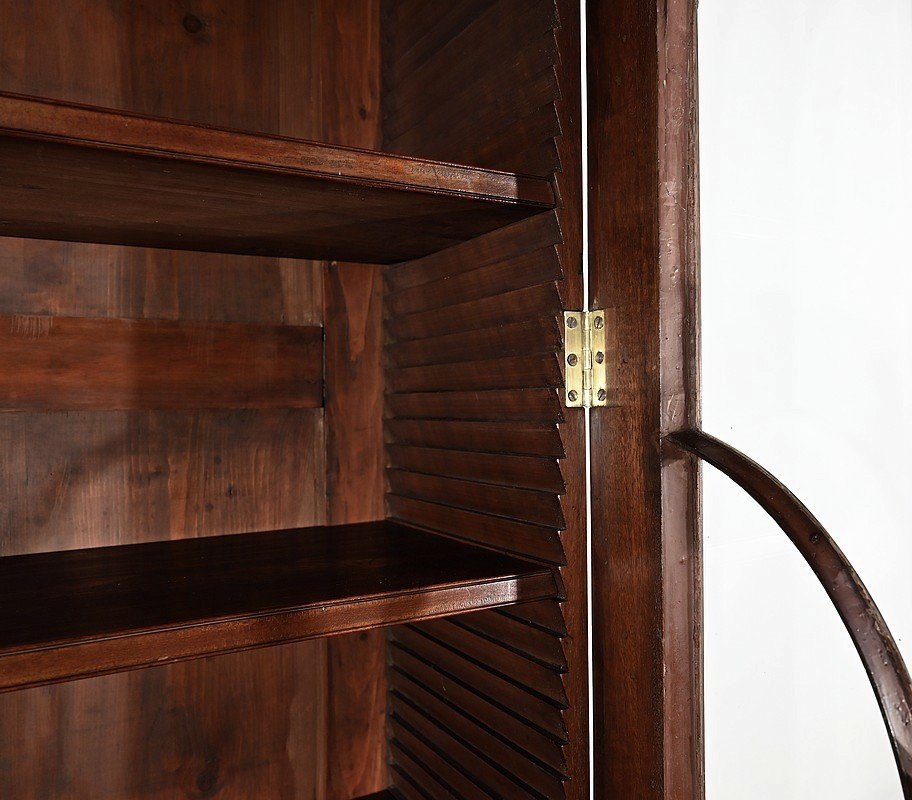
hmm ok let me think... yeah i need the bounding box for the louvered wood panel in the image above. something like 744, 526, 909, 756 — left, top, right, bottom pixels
389, 647, 568, 775
387, 496, 565, 565
386, 419, 565, 458
382, 2, 584, 797
385, 446, 565, 492
386, 282, 564, 341
391, 626, 568, 742
391, 695, 555, 799
392, 673, 567, 798
387, 317, 562, 368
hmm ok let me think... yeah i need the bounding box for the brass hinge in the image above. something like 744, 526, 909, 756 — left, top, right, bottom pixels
564, 310, 608, 408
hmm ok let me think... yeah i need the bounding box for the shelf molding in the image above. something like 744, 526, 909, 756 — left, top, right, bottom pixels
0, 92, 554, 263
0, 521, 556, 692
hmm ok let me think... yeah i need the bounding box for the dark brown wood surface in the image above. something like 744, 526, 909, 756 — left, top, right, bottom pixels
0, 315, 322, 411
317, 5, 391, 792
0, 92, 553, 263
0, 2, 369, 797
0, 521, 556, 692
383, 2, 588, 798
588, 0, 702, 797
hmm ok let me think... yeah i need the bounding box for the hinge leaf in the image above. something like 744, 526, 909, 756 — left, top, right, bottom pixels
564, 310, 608, 408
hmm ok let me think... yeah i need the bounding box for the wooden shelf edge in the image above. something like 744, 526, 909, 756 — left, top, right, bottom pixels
0, 92, 554, 206
0, 92, 555, 263
0, 522, 556, 693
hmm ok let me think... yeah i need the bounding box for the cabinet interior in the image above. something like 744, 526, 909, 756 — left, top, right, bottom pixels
0, 2, 584, 798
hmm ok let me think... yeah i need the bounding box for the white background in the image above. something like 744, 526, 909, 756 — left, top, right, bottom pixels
698, 1, 912, 797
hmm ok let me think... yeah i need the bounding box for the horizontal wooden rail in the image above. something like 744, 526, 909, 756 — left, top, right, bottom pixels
667, 429, 912, 798
0, 315, 323, 411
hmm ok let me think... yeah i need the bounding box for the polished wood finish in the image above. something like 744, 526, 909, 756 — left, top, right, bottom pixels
0, 521, 556, 692
0, 315, 322, 411
668, 429, 912, 799
0, 92, 553, 263
0, 2, 368, 796
317, 6, 390, 789
587, 0, 702, 797
383, 2, 588, 798
0, 2, 596, 797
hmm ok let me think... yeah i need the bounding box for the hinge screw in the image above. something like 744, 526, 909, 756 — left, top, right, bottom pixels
593, 315, 604, 329
595, 351, 604, 364
567, 353, 578, 366
568, 390, 579, 403
566, 317, 578, 329
597, 389, 608, 402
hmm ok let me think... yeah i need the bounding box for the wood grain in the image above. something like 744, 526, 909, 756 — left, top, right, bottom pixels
382, 4, 585, 797
0, 315, 322, 411
386, 445, 565, 492
0, 521, 557, 692
0, 644, 329, 800
388, 495, 566, 564
588, 0, 702, 797
387, 419, 565, 457
0, 2, 356, 797
313, 4, 391, 793
0, 92, 553, 263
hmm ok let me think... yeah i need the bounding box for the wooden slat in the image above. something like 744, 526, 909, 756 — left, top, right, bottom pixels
388, 389, 562, 423
392, 674, 567, 799
391, 626, 568, 742
387, 768, 432, 800
388, 495, 565, 564
463, 104, 563, 176
0, 315, 322, 411
389, 353, 562, 393
391, 696, 551, 800
384, 31, 560, 143
499, 600, 568, 637
0, 522, 557, 692
389, 741, 465, 800
386, 247, 562, 317
383, 0, 498, 82
387, 317, 562, 368
387, 67, 561, 161
452, 610, 566, 670
389, 470, 565, 528
0, 93, 554, 264
389, 648, 568, 775
387, 283, 564, 342
382, 0, 558, 124
414, 620, 568, 707
386, 419, 565, 457
387, 446, 564, 492
391, 725, 493, 800
384, 213, 562, 292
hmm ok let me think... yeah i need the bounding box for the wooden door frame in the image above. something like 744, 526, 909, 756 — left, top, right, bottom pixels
587, 1, 703, 797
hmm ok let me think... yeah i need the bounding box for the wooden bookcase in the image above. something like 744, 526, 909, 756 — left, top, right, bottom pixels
0, 2, 589, 799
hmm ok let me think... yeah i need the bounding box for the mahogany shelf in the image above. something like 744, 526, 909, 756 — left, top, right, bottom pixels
0, 92, 554, 263
0, 521, 556, 692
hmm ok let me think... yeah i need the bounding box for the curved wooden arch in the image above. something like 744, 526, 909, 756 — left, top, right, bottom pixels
667, 429, 912, 798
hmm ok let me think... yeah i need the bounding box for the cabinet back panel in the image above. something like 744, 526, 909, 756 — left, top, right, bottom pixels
0, 1, 385, 797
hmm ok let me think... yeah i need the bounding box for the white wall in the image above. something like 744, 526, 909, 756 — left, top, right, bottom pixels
698, 1, 912, 797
